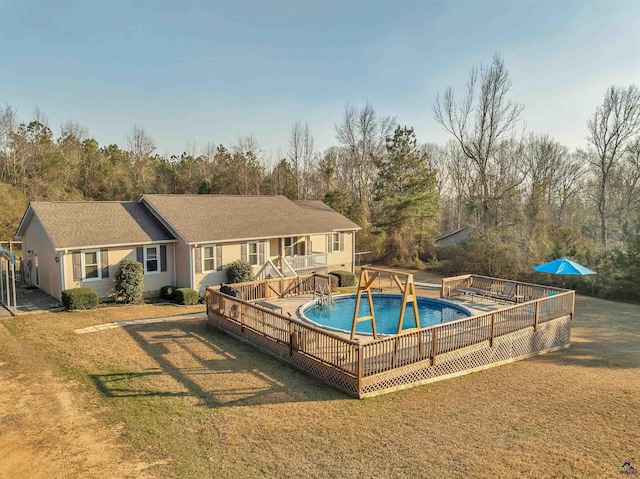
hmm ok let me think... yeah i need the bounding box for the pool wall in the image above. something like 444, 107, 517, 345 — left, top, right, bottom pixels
298, 293, 474, 336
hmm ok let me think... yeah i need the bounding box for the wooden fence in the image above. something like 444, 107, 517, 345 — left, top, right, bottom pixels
207, 276, 574, 398
214, 274, 318, 302
441, 274, 565, 302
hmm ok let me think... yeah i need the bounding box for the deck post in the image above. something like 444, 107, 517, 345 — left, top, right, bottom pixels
289, 321, 295, 356
240, 302, 246, 333
490, 313, 496, 347
534, 302, 539, 331
392, 337, 398, 367
570, 292, 575, 320
357, 344, 363, 394
431, 328, 437, 366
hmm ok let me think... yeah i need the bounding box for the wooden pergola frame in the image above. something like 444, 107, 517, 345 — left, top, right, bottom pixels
350, 266, 420, 340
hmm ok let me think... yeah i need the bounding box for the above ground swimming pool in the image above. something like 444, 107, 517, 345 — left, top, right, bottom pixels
300, 293, 473, 335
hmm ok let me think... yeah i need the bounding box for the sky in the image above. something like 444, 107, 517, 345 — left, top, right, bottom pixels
1, 0, 639, 161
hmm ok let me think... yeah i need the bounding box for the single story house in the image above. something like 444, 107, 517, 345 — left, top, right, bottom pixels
14, 195, 360, 301
434, 226, 471, 246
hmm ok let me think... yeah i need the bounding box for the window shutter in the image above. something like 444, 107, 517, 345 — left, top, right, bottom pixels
216, 245, 223, 271
326, 235, 330, 253
100, 249, 109, 278
160, 245, 167, 272
241, 243, 247, 262
136, 247, 144, 264
194, 247, 202, 274
339, 233, 344, 251
72, 251, 82, 281
259, 241, 265, 264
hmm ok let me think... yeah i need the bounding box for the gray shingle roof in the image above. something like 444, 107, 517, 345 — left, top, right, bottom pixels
26, 202, 175, 249
141, 195, 360, 243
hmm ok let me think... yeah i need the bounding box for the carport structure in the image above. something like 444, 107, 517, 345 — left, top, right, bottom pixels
0, 247, 17, 315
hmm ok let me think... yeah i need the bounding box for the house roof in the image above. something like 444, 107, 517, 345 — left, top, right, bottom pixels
15, 202, 176, 250
141, 195, 360, 244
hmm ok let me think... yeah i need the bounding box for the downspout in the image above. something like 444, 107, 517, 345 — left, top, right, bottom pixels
352, 232, 355, 274
172, 244, 176, 287
188, 243, 194, 289
59, 252, 65, 301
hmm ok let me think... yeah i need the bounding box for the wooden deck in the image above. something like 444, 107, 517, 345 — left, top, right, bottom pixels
206, 274, 573, 398
250, 289, 505, 343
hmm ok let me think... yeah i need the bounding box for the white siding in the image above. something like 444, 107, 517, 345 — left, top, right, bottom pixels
192, 243, 241, 292
21, 215, 62, 299
327, 232, 354, 272
64, 244, 175, 299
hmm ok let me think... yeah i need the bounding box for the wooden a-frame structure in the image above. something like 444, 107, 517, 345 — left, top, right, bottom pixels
350, 266, 420, 340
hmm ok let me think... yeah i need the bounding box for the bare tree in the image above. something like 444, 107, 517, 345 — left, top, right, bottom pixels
586, 84, 640, 247
609, 137, 640, 236
0, 103, 17, 183
444, 140, 474, 230
59, 120, 88, 142
126, 125, 156, 193
287, 122, 315, 199
434, 53, 524, 224
522, 134, 569, 229
335, 103, 395, 223
231, 135, 264, 195
552, 152, 585, 226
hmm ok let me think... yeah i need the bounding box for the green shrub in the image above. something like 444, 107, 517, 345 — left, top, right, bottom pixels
160, 285, 176, 300
115, 259, 144, 304
226, 260, 254, 284
330, 270, 356, 287
174, 288, 199, 305
329, 274, 339, 291
61, 288, 98, 310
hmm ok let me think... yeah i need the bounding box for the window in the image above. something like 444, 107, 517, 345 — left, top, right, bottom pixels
203, 245, 215, 272
284, 237, 295, 257
145, 246, 158, 273
332, 233, 340, 252
248, 242, 259, 266
83, 250, 100, 280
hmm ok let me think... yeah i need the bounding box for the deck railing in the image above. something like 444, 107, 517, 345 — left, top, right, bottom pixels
441, 274, 565, 301
207, 288, 360, 379
207, 274, 575, 397
284, 253, 328, 271
359, 289, 573, 377
215, 274, 318, 301
255, 259, 284, 281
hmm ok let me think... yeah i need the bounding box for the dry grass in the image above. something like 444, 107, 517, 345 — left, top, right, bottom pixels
2, 295, 639, 478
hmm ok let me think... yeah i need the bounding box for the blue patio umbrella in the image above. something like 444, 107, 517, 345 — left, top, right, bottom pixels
533, 257, 596, 288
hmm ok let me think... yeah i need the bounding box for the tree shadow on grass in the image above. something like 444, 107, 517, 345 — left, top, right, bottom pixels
90, 318, 348, 408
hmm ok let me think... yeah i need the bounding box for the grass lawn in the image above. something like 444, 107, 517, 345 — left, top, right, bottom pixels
1, 295, 638, 478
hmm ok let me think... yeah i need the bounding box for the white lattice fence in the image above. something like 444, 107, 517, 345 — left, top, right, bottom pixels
358, 315, 571, 397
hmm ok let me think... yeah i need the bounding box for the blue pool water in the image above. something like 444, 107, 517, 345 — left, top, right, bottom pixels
301, 293, 472, 335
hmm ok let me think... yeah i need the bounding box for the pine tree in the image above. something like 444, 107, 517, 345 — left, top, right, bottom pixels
373, 126, 440, 262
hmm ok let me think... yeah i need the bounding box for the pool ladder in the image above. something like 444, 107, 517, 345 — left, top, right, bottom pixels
314, 283, 334, 308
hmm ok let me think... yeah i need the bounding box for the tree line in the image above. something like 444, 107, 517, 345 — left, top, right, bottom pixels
1, 54, 639, 300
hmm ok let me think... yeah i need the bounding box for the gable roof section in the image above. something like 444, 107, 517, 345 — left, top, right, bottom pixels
15, 202, 176, 250
141, 195, 360, 244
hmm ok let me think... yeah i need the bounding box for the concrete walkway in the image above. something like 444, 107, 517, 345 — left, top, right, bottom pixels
73, 312, 206, 334
0, 284, 63, 317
